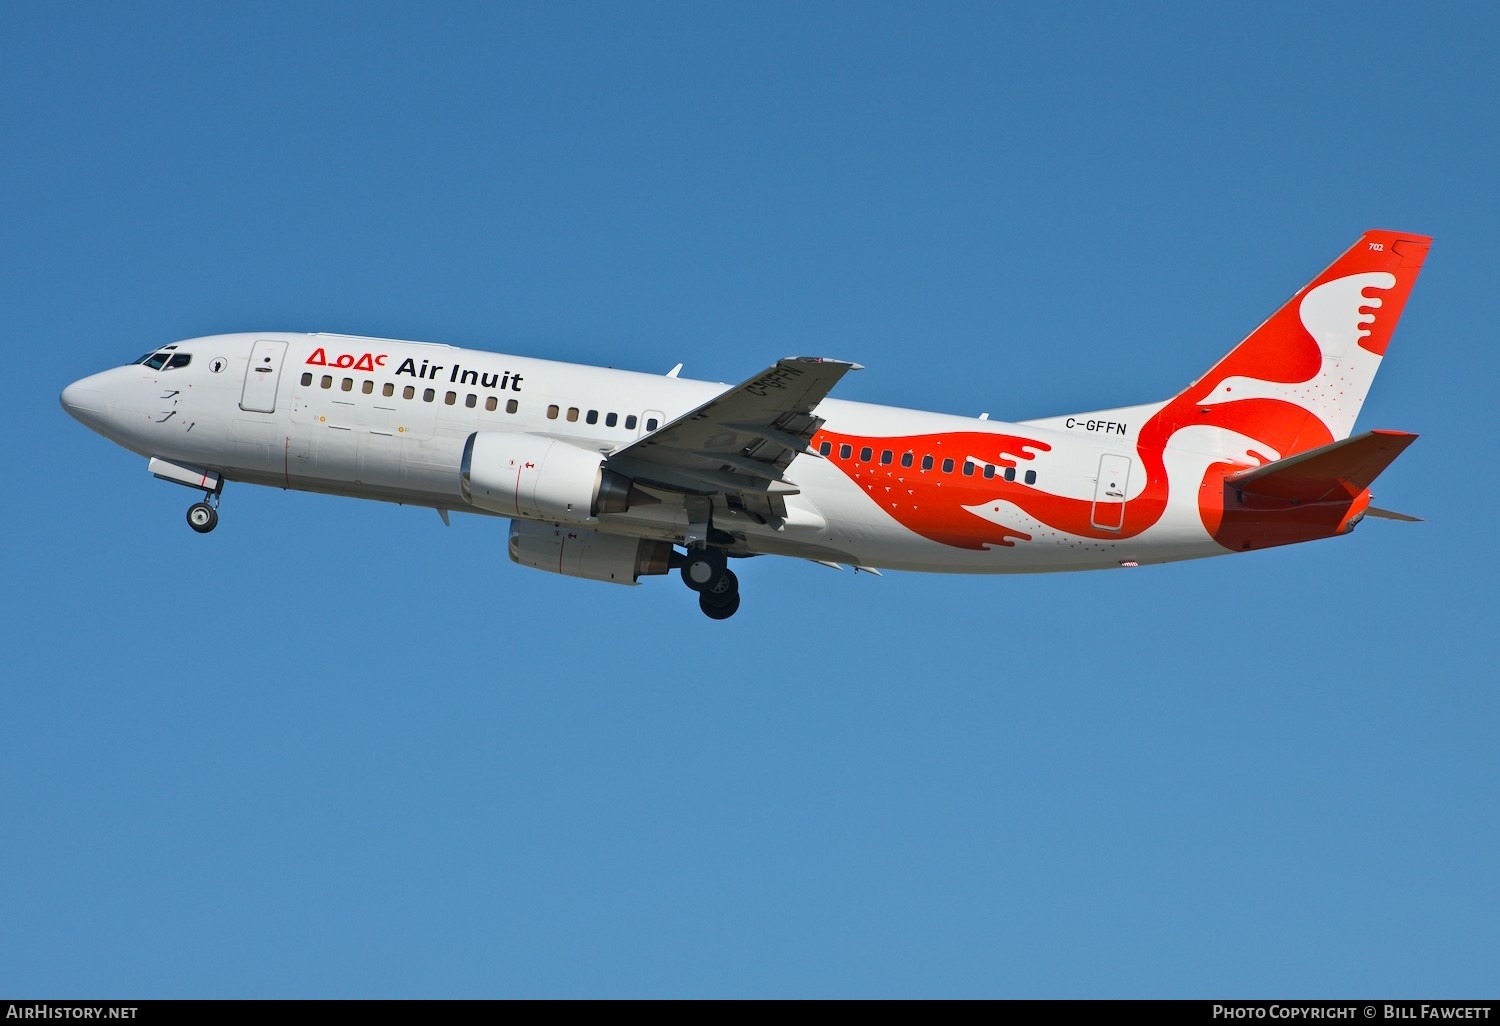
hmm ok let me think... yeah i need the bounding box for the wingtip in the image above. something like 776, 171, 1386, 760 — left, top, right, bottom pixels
786, 356, 863, 371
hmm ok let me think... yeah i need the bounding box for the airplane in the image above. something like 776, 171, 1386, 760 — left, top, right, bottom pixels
61, 229, 1429, 619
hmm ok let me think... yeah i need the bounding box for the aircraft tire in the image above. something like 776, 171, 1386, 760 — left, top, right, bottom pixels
702, 567, 737, 602
681, 548, 725, 592
699, 590, 740, 619
187, 502, 218, 534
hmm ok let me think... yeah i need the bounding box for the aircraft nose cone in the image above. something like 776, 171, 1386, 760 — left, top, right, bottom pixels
61, 376, 110, 425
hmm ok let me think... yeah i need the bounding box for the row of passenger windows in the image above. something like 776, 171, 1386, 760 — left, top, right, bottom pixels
298, 372, 661, 431
544, 406, 659, 432
302, 372, 520, 413
817, 440, 1038, 484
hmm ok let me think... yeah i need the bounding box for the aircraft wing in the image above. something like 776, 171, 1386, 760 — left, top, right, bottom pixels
606, 356, 860, 516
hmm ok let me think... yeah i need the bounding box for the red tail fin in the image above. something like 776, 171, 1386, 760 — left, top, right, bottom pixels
1177, 230, 1431, 456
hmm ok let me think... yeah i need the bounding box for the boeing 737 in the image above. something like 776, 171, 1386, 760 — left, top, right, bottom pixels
61, 230, 1428, 618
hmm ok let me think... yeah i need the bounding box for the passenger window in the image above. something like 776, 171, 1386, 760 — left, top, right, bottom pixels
901, 452, 913, 468
301, 372, 313, 387
1004, 467, 1015, 481
444, 391, 457, 405
341, 378, 353, 392
606, 412, 618, 427
362, 380, 373, 395
962, 461, 974, 476
859, 447, 872, 462
506, 399, 519, 414
383, 383, 394, 398
819, 441, 832, 456
922, 455, 934, 471
321, 375, 333, 389
485, 396, 497, 412
646, 417, 659, 431
625, 415, 637, 429
1025, 470, 1037, 485
586, 410, 599, 425
942, 458, 955, 473
465, 394, 477, 409
567, 407, 579, 423
880, 450, 893, 465
547, 405, 560, 420
403, 385, 415, 400
983, 464, 995, 479
840, 444, 852, 459
423, 388, 435, 402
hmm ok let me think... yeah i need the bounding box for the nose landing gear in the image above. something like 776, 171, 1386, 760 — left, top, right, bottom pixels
186, 492, 221, 534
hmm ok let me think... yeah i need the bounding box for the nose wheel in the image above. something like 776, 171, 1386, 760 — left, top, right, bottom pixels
186, 494, 220, 534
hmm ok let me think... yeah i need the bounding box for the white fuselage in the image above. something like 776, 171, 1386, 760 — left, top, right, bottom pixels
61, 331, 1241, 574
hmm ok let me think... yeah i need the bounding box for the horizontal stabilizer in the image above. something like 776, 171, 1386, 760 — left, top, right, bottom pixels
1365, 506, 1424, 523
1226, 430, 1418, 503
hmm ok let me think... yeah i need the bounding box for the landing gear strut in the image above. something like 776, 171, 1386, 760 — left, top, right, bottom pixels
186, 491, 220, 534
680, 545, 741, 619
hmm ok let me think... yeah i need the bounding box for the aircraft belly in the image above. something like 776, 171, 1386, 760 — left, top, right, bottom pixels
226, 467, 465, 509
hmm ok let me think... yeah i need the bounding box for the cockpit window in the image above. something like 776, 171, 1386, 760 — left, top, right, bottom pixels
134, 347, 187, 370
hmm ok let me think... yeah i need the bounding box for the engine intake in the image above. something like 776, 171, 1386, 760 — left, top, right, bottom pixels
461, 431, 648, 523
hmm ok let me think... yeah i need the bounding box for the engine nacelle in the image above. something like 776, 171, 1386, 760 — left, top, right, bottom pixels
461, 431, 639, 523
507, 520, 673, 586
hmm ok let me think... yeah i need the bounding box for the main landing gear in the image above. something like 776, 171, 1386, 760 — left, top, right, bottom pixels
186, 492, 221, 534
680, 545, 741, 620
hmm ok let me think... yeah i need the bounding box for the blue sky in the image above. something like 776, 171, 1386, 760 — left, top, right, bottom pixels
5, 2, 1497, 997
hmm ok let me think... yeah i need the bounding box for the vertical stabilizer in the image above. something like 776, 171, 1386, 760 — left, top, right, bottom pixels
1172, 229, 1431, 455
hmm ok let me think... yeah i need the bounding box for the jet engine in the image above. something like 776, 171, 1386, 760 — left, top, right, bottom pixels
461, 431, 647, 523
507, 520, 673, 585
